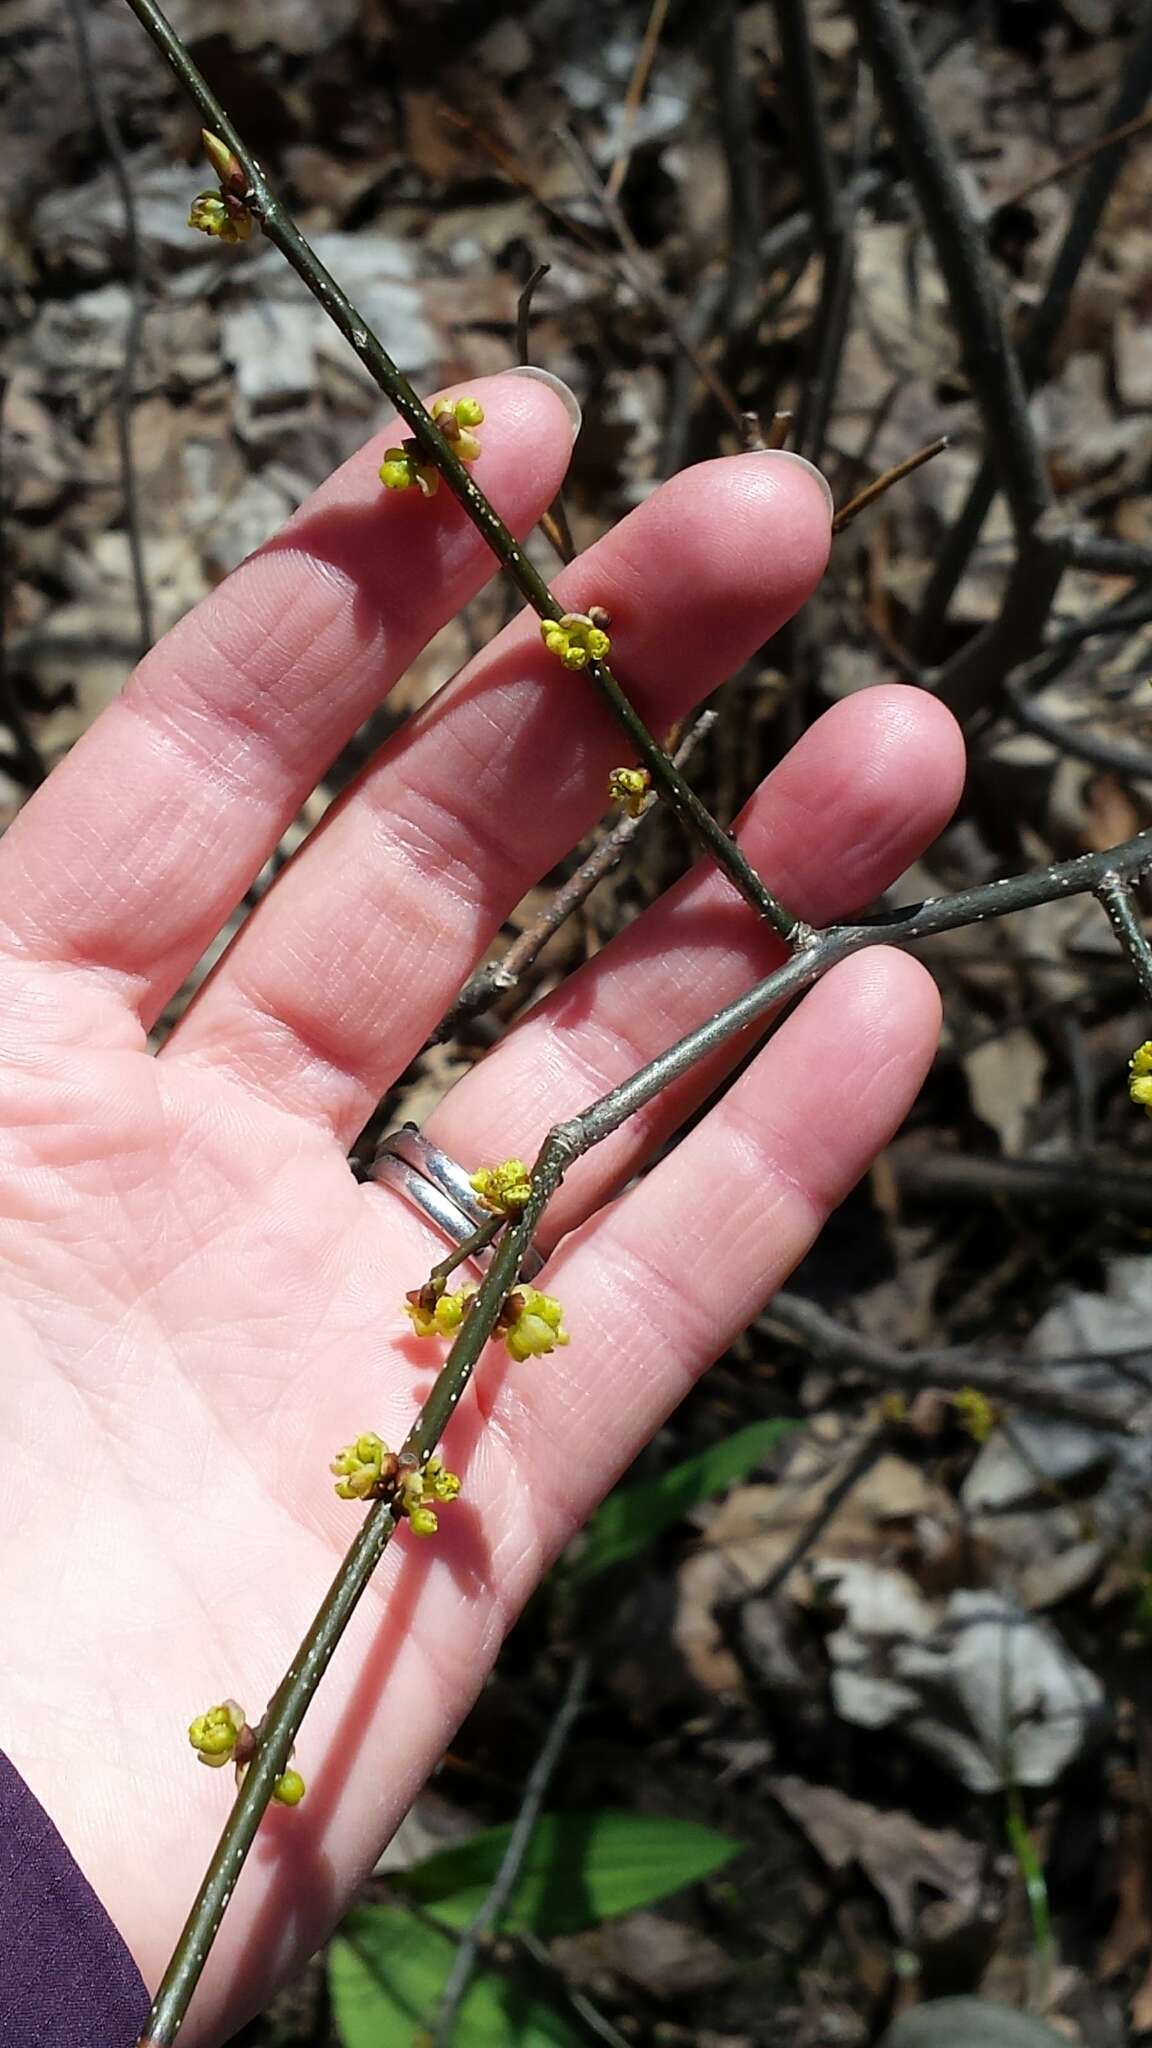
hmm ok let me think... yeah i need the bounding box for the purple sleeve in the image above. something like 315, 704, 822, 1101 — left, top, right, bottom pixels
0, 1751, 151, 2046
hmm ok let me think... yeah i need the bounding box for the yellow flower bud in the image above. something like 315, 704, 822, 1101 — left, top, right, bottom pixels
189, 1700, 247, 1767
1131, 1043, 1152, 1116
379, 451, 415, 491
539, 612, 612, 671
469, 1158, 532, 1216
187, 190, 253, 243
272, 1769, 307, 1806
330, 1432, 390, 1500
499, 1287, 570, 1362
454, 397, 485, 428
408, 1504, 440, 1538
425, 1456, 462, 1503
405, 1285, 475, 1339
954, 1387, 997, 1444
608, 767, 651, 817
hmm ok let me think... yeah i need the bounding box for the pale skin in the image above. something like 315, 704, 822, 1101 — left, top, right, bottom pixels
0, 372, 966, 2043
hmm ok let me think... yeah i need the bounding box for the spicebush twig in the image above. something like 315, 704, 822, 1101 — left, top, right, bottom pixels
123, 0, 797, 944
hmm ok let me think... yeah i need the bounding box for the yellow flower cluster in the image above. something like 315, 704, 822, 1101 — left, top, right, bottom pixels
953, 1386, 998, 1444
500, 1287, 570, 1362
188, 1699, 247, 1768
397, 1455, 463, 1539
404, 1284, 475, 1340
608, 766, 651, 817
1130, 1041, 1152, 1115
188, 1698, 305, 1804
540, 610, 612, 670
379, 397, 485, 496
470, 1158, 532, 1216
330, 1431, 397, 1501
188, 131, 254, 243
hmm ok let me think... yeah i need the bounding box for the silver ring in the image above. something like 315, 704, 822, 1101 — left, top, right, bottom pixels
369, 1126, 545, 1281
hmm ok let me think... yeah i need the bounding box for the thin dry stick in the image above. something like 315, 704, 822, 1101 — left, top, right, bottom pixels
766, 1291, 1152, 1432
515, 263, 574, 566
605, 0, 671, 201
432, 1655, 590, 2045
440, 712, 716, 1036
65, 0, 154, 657
1003, 103, 1152, 209
558, 125, 750, 441
831, 436, 949, 533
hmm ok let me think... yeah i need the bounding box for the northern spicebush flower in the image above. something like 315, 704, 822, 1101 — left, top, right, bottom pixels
188, 190, 253, 243
608, 766, 650, 816
1130, 1041, 1152, 1114
953, 1387, 997, 1444
189, 1700, 247, 1768
379, 398, 485, 497
404, 1285, 475, 1340
498, 1287, 570, 1362
469, 1158, 532, 1216
540, 610, 612, 670
272, 1769, 306, 1806
330, 1431, 397, 1501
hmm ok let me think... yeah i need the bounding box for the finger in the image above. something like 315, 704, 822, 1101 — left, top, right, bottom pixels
471, 947, 940, 1554
162, 452, 833, 1132
424, 686, 964, 1241
0, 371, 577, 1031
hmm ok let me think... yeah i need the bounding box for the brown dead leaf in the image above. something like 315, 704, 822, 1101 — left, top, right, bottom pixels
770, 1776, 983, 1942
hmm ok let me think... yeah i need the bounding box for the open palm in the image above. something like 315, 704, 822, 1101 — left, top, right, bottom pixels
0, 373, 964, 2044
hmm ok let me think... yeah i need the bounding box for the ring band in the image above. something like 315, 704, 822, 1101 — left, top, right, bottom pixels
369, 1126, 545, 1281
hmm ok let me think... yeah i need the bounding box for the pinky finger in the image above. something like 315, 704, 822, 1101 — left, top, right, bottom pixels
492, 947, 940, 1537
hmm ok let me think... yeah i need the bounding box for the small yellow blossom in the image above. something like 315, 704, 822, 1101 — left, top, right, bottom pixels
499, 1287, 570, 1362
608, 766, 651, 817
330, 1431, 395, 1501
189, 1700, 247, 1768
408, 1505, 440, 1538
378, 447, 439, 497
404, 1285, 475, 1340
540, 611, 612, 671
188, 190, 253, 243
954, 1387, 998, 1444
272, 1769, 307, 1806
470, 1158, 532, 1216
1131, 1042, 1152, 1115
431, 396, 485, 463
424, 1455, 462, 1503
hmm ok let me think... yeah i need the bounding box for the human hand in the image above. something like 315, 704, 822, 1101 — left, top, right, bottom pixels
0, 371, 964, 2043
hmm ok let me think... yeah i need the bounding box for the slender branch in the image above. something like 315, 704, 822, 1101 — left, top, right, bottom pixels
848, 0, 1049, 541
605, 0, 671, 201
429, 1215, 503, 1288
1005, 677, 1152, 786
121, 0, 798, 944
557, 126, 749, 442
1004, 103, 1152, 209
514, 263, 574, 566
895, 1150, 1152, 1218
65, 0, 154, 657
773, 0, 856, 465
432, 1656, 590, 2046
1096, 872, 1152, 1008
765, 1291, 1152, 1432
913, 14, 1152, 654
439, 713, 716, 1037
831, 436, 948, 533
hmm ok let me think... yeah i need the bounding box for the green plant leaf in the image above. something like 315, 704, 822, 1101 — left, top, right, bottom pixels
330, 1909, 583, 2048
391, 1809, 740, 1934
566, 1418, 797, 1582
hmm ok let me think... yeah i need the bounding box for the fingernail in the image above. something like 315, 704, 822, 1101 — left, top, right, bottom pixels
751, 448, 835, 520
500, 365, 582, 442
